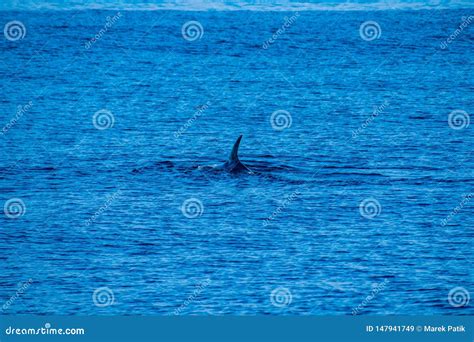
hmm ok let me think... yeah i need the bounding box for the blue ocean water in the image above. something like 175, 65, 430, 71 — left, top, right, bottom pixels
0, 8, 473, 315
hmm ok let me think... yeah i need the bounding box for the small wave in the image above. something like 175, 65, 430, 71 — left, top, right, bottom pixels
0, 165, 57, 175
30, 166, 57, 171
323, 171, 388, 177
132, 160, 176, 174
409, 116, 431, 120
247, 161, 299, 172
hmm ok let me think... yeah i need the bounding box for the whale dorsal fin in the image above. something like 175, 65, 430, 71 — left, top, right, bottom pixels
229, 135, 243, 162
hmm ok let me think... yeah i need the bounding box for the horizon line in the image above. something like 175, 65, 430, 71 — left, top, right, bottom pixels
1, 2, 474, 12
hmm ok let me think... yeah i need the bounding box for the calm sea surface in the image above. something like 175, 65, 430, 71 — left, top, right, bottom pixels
0, 9, 473, 315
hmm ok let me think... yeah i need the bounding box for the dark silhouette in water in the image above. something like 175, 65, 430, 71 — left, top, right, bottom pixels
199, 135, 253, 173
132, 135, 254, 175
222, 135, 253, 173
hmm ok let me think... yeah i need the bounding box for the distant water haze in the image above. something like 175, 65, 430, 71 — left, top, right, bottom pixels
1, 0, 474, 10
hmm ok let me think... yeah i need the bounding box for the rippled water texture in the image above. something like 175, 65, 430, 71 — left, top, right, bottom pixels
0, 9, 473, 315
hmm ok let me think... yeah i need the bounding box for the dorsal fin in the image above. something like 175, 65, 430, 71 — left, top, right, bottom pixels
229, 135, 243, 161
